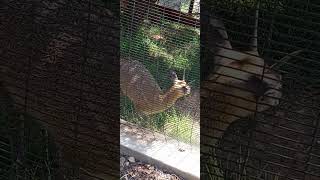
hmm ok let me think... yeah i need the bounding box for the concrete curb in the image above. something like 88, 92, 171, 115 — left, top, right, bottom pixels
120, 119, 200, 180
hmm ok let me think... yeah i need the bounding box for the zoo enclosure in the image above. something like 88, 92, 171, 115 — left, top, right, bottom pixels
120, 0, 201, 145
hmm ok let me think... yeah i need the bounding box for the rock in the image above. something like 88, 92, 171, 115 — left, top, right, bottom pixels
125, 162, 129, 166
128, 156, 135, 163
120, 157, 126, 166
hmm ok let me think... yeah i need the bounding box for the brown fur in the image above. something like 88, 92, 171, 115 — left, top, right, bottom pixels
202, 61, 282, 145
201, 2, 285, 146
120, 58, 190, 116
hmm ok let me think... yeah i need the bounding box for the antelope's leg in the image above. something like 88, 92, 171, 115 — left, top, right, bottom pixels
135, 111, 156, 140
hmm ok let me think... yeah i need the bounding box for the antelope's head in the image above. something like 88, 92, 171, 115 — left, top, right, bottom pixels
169, 70, 191, 98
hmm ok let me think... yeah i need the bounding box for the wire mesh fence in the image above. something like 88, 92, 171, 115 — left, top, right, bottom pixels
120, 0, 200, 146
201, 0, 320, 179
0, 0, 119, 179
2, 0, 319, 179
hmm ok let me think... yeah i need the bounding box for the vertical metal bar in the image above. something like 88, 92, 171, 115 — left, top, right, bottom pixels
188, 0, 195, 14
18, 0, 38, 178
72, 0, 92, 177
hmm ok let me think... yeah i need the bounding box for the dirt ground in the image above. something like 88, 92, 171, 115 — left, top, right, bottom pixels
120, 155, 184, 180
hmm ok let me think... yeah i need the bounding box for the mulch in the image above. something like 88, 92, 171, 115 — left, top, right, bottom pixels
120, 155, 184, 180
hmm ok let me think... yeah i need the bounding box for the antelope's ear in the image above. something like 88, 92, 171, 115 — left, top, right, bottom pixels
169, 70, 178, 81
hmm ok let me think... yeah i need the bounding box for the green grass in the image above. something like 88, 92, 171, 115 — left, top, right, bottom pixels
180, 0, 191, 13
120, 96, 199, 145
121, 19, 200, 88
120, 18, 200, 144
162, 108, 199, 144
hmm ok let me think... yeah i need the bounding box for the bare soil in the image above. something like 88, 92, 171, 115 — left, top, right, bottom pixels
120, 155, 184, 180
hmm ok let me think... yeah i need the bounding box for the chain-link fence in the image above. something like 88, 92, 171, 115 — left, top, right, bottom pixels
201, 0, 320, 179
120, 0, 200, 147
0, 0, 119, 179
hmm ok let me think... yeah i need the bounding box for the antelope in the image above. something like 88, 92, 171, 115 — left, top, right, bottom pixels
201, 2, 301, 146
120, 58, 191, 116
